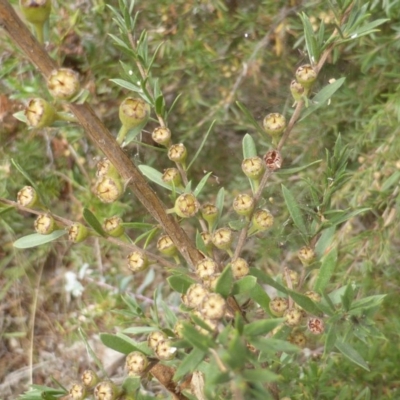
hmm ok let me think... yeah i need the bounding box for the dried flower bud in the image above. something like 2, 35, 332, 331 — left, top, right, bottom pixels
157, 234, 177, 257
288, 331, 307, 348
290, 80, 305, 102
96, 158, 119, 179
233, 193, 254, 217
269, 297, 289, 317
285, 269, 299, 287
94, 176, 123, 203
119, 97, 150, 130
17, 186, 39, 208
298, 246, 316, 267
168, 143, 187, 164
307, 317, 325, 335
284, 308, 303, 326
94, 381, 121, 400
152, 126, 171, 146
127, 251, 148, 273
195, 258, 218, 279
252, 209, 274, 231
126, 351, 148, 376
147, 331, 168, 350
212, 227, 233, 251
186, 283, 209, 308
201, 293, 226, 320
162, 168, 182, 187
231, 258, 249, 279
19, 0, 51, 25
241, 157, 265, 180
264, 150, 282, 171
202, 273, 221, 291
295, 64, 317, 88
47, 68, 80, 100
174, 321, 185, 338
155, 340, 176, 360
68, 223, 89, 243
174, 193, 199, 218
25, 98, 57, 128
102, 216, 124, 237
81, 370, 99, 389
34, 213, 56, 235
263, 113, 286, 140
69, 382, 87, 400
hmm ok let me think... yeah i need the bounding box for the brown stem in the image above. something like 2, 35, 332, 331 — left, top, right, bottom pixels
0, 0, 202, 268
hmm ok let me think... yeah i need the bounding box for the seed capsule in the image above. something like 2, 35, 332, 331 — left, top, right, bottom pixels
241, 157, 265, 180
290, 80, 305, 102
119, 97, 150, 130
298, 246, 316, 267
162, 168, 182, 187
34, 214, 56, 235
17, 186, 38, 208
25, 98, 57, 128
212, 227, 233, 251
157, 234, 177, 257
93, 380, 121, 400
69, 382, 86, 400
147, 331, 167, 350
200, 293, 226, 320
68, 223, 89, 243
152, 126, 171, 146
231, 258, 249, 279
168, 143, 187, 163
195, 258, 218, 280
263, 113, 286, 139
295, 64, 317, 88
252, 208, 274, 231
233, 193, 254, 217
127, 251, 148, 273
125, 351, 148, 376
47, 68, 80, 100
174, 193, 199, 218
94, 176, 123, 203
269, 297, 289, 317
186, 283, 209, 308
284, 308, 303, 327
155, 340, 176, 360
81, 369, 99, 389
102, 216, 124, 237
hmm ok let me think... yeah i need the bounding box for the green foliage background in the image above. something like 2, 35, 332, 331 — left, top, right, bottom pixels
0, 0, 399, 399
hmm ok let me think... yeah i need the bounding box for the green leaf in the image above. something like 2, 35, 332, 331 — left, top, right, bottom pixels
335, 340, 370, 371
193, 172, 213, 197
182, 323, 214, 352
242, 133, 257, 159
299, 12, 320, 63
350, 295, 386, 312
299, 78, 346, 121
323, 208, 371, 228
249, 337, 299, 354
248, 284, 271, 313
314, 247, 338, 292
324, 323, 337, 355
139, 165, 183, 193
187, 120, 216, 171
0, 206, 14, 216
215, 187, 225, 229
315, 226, 336, 258
122, 326, 158, 335
242, 368, 279, 383
109, 78, 141, 92
282, 184, 308, 237
174, 348, 206, 381
154, 94, 165, 116
250, 269, 288, 294
11, 158, 38, 191
276, 159, 322, 175
287, 290, 323, 316
100, 333, 152, 355
341, 283, 355, 312
13, 230, 67, 249
236, 101, 265, 137
215, 264, 234, 298
83, 208, 107, 237
167, 275, 195, 294
243, 318, 284, 337
231, 276, 257, 295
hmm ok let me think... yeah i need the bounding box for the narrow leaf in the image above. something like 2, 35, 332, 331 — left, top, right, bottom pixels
187, 120, 216, 170
182, 324, 214, 352
281, 184, 308, 236
215, 264, 234, 298
236, 101, 265, 137
83, 208, 107, 237
215, 187, 225, 229
174, 348, 206, 381
276, 159, 322, 175
231, 276, 257, 295
248, 284, 271, 313
315, 247, 338, 292
100, 333, 152, 355
242, 133, 257, 159
193, 172, 213, 197
335, 340, 370, 371
243, 318, 284, 337
167, 275, 195, 294
139, 165, 183, 193
109, 78, 141, 92
287, 290, 322, 315
13, 230, 67, 249
242, 368, 279, 383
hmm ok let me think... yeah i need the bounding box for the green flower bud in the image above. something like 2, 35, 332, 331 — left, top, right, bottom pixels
298, 246, 316, 267
195, 258, 218, 280
162, 168, 182, 187
290, 80, 305, 102
119, 97, 150, 130
233, 193, 254, 217
147, 331, 168, 350
152, 126, 171, 146
127, 250, 148, 272
269, 297, 288, 317
68, 222, 89, 243
231, 257, 249, 279
174, 193, 199, 218
200, 293, 226, 320
94, 176, 123, 203
295, 64, 317, 88
93, 381, 121, 400
251, 208, 274, 232
25, 98, 57, 128
168, 143, 187, 164
157, 234, 177, 257
186, 283, 209, 308
125, 351, 148, 376
155, 340, 176, 360
307, 317, 325, 335
20, 0, 51, 24
263, 113, 286, 142
69, 382, 87, 400
17, 186, 38, 208
284, 308, 303, 327
102, 216, 125, 237
81, 370, 99, 389
47, 68, 80, 100
34, 213, 56, 235
212, 227, 233, 251
241, 157, 265, 180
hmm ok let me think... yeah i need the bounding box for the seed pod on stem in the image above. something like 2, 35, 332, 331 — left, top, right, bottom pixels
295, 64, 317, 88
168, 143, 187, 167
19, 0, 51, 43
152, 126, 171, 147
34, 213, 58, 235
94, 176, 124, 203
249, 208, 274, 235
17, 186, 41, 208
162, 168, 183, 188
102, 216, 125, 238
173, 193, 200, 218
25, 98, 58, 128
68, 222, 90, 243
232, 193, 254, 218
127, 251, 149, 273
212, 227, 234, 256
263, 113, 286, 145
125, 351, 148, 376
93, 381, 121, 400
242, 156, 265, 190
201, 203, 218, 231
47, 68, 80, 100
